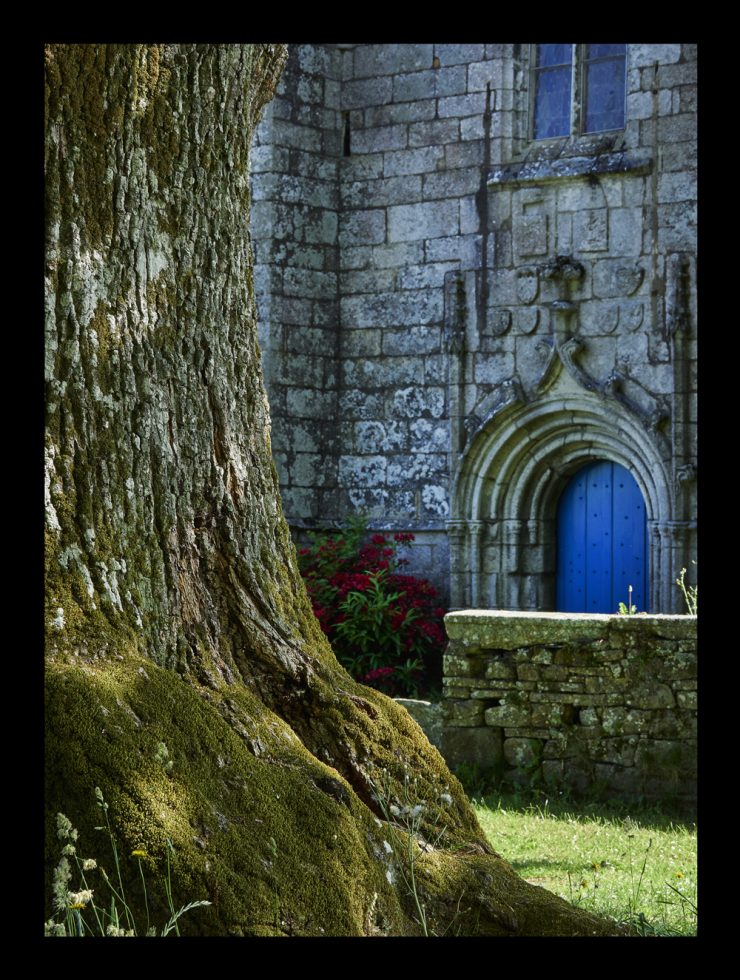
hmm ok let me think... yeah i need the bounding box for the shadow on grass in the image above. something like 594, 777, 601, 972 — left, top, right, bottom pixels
471, 790, 696, 833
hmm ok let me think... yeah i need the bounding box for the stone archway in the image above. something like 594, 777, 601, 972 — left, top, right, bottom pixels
449, 388, 683, 612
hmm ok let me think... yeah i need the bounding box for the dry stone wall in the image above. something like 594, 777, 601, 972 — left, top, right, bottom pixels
441, 610, 696, 803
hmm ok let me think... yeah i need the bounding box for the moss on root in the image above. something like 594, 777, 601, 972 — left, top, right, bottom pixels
45, 651, 630, 936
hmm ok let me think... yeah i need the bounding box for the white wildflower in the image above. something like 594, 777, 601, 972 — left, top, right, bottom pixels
61, 843, 76, 857
56, 813, 78, 841
68, 889, 94, 907
389, 804, 401, 817
440, 793, 453, 806
44, 920, 66, 937
82, 858, 97, 871
52, 857, 72, 912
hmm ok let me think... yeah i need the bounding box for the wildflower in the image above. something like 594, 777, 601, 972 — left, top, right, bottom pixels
131, 849, 148, 858
82, 858, 97, 871
440, 793, 453, 806
44, 920, 66, 937
675, 871, 685, 879
56, 813, 78, 842
68, 889, 94, 907
52, 857, 72, 912
61, 843, 76, 857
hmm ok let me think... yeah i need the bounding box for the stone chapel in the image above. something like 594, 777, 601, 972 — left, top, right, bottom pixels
250, 44, 697, 613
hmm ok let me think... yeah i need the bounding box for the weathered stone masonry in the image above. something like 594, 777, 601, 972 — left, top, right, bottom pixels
440, 611, 697, 803
251, 44, 697, 611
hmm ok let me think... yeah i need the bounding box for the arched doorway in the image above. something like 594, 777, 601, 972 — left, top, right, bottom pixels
556, 460, 648, 613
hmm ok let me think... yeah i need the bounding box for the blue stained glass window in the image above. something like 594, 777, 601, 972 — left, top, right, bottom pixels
533, 45, 572, 139
532, 44, 626, 140
584, 44, 626, 133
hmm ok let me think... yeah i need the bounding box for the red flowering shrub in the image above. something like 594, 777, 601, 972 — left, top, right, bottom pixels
297, 518, 446, 698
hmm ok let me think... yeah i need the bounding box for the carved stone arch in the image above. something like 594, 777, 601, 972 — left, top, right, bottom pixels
449, 390, 682, 612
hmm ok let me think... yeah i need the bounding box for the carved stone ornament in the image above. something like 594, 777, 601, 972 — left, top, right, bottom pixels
620, 301, 645, 333
515, 307, 540, 335
516, 268, 539, 304
615, 263, 645, 297
490, 309, 512, 336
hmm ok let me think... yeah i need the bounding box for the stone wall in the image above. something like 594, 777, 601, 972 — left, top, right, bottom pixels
441, 610, 696, 803
251, 44, 697, 610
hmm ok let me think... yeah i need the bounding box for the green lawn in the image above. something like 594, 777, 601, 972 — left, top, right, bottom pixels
472, 793, 697, 936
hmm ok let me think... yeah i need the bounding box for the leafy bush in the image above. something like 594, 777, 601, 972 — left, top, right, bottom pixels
297, 518, 446, 698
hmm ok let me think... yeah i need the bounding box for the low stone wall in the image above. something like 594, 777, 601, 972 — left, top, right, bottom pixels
440, 610, 697, 803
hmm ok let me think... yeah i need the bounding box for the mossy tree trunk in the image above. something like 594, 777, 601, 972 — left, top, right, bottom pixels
44, 43, 627, 937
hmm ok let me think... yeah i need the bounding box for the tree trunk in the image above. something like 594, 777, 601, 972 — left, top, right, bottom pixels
44, 43, 627, 937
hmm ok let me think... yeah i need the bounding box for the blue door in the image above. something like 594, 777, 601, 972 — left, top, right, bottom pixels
556, 460, 648, 613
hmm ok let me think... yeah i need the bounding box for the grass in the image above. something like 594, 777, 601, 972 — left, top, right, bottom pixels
471, 791, 697, 936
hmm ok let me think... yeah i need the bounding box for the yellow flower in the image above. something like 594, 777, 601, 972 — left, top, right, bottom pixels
131, 849, 148, 858
675, 871, 685, 879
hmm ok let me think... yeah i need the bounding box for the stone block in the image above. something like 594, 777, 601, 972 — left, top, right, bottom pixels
437, 44, 486, 66
363, 100, 437, 127
423, 169, 481, 200
387, 453, 446, 487
440, 725, 503, 771
371, 242, 425, 268
460, 115, 486, 141
342, 153, 385, 180
353, 44, 434, 79
286, 388, 337, 419
341, 290, 443, 328
388, 200, 460, 243
340, 75, 393, 110
601, 707, 652, 736
444, 140, 485, 168
634, 739, 695, 775
389, 386, 445, 419
394, 698, 443, 749
484, 660, 515, 681
437, 93, 487, 119
291, 452, 332, 488
467, 59, 504, 92
350, 124, 409, 154
303, 211, 338, 245
503, 737, 542, 768
337, 454, 386, 487
657, 172, 696, 204
383, 146, 445, 177
342, 175, 422, 208
676, 690, 697, 709
338, 209, 387, 247
485, 703, 530, 727
442, 699, 485, 726
338, 247, 370, 272
625, 682, 676, 710
397, 262, 459, 291
382, 325, 442, 355
339, 390, 384, 419
629, 44, 682, 67
425, 234, 481, 268
408, 118, 460, 148
354, 420, 407, 453
339, 268, 396, 294
573, 208, 609, 252
409, 417, 448, 452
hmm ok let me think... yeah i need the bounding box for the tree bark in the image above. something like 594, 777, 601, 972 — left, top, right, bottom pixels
44, 43, 628, 936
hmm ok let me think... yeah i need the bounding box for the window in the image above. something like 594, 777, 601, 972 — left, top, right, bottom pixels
532, 44, 626, 140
